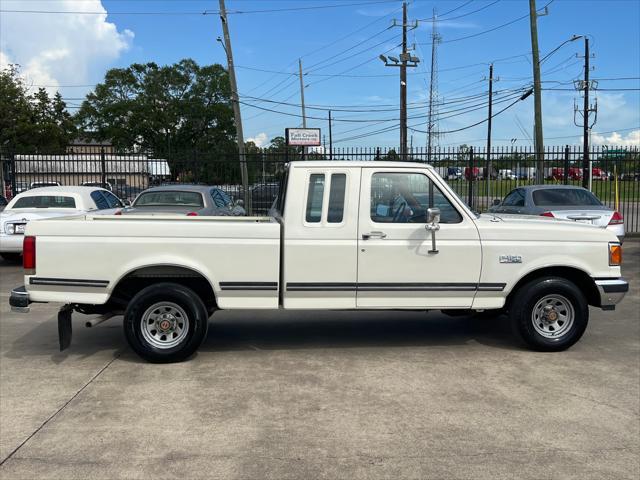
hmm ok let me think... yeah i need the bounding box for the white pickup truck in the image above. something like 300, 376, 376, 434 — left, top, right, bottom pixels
10, 161, 628, 362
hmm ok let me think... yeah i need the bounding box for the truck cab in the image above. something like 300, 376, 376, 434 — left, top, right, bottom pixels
277, 162, 481, 310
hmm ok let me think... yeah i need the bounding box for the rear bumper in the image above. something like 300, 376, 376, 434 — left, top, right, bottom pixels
9, 285, 31, 313
0, 234, 23, 253
594, 278, 629, 311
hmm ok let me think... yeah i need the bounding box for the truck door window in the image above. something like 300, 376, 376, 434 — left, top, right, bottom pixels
327, 174, 346, 223
305, 174, 325, 223
370, 172, 462, 223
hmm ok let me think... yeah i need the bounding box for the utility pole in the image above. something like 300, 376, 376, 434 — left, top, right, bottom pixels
379, 2, 418, 159
486, 63, 494, 201
218, 0, 249, 208
574, 37, 597, 189
298, 59, 307, 128
426, 8, 441, 162
328, 110, 333, 160
400, 2, 408, 159
582, 38, 590, 189
528, 0, 545, 183
298, 58, 307, 160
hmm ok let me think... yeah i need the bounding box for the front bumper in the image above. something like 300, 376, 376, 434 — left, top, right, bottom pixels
10, 285, 31, 313
594, 278, 629, 311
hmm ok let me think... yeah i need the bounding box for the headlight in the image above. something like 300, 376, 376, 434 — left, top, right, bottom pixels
609, 243, 622, 266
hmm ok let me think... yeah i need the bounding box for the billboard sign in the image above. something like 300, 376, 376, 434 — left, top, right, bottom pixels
286, 128, 321, 146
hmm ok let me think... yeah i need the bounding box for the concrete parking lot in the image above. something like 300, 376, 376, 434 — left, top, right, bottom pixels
0, 243, 638, 479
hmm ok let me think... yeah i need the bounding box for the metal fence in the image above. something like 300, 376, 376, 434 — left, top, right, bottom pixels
1, 145, 639, 232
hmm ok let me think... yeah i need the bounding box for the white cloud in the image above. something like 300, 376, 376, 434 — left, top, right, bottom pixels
247, 132, 268, 147
591, 129, 640, 147
0, 0, 133, 94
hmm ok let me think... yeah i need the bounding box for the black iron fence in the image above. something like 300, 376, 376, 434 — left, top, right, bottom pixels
1, 145, 638, 232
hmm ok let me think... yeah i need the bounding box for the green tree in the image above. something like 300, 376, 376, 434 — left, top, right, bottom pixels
76, 59, 236, 157
0, 66, 75, 152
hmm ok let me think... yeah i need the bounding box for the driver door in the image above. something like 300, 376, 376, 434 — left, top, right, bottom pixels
356, 167, 482, 308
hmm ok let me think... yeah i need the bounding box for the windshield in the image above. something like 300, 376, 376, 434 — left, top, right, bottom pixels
532, 189, 601, 207
133, 191, 204, 207
12, 196, 76, 209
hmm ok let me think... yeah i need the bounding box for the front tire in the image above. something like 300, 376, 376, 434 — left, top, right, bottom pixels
124, 283, 209, 363
509, 276, 588, 351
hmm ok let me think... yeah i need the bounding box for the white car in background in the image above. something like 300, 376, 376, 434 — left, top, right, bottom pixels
489, 185, 625, 242
0, 186, 124, 262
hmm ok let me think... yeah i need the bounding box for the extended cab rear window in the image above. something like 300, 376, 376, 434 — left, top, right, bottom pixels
13, 196, 76, 209
327, 174, 346, 223
305, 174, 325, 223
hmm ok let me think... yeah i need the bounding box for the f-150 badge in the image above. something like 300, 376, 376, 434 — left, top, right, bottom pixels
499, 255, 522, 263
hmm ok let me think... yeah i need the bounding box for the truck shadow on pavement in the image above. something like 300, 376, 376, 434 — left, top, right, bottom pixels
199, 311, 517, 354
4, 310, 519, 364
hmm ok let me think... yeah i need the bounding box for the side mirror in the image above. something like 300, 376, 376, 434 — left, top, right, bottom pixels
427, 207, 441, 225
235, 199, 245, 208
426, 207, 441, 254
123, 199, 131, 207
492, 198, 501, 206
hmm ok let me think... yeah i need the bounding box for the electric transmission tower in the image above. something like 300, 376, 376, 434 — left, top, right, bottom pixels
426, 8, 442, 161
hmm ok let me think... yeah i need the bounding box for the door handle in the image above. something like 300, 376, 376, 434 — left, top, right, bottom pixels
362, 231, 387, 240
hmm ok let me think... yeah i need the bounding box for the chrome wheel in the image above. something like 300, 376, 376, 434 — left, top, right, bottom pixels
531, 294, 575, 339
140, 302, 189, 349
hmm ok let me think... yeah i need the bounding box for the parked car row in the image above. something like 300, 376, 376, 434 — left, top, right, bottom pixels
489, 185, 625, 242
0, 183, 249, 261
0, 186, 124, 262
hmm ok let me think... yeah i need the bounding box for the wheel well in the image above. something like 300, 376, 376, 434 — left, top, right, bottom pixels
110, 265, 217, 313
505, 266, 600, 309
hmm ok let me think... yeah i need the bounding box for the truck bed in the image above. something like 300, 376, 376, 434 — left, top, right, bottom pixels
24, 214, 281, 309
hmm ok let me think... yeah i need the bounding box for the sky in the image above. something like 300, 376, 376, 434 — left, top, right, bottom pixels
1, 0, 639, 149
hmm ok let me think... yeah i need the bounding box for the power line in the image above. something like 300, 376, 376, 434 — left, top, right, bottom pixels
420, 0, 501, 22
544, 88, 640, 91
306, 31, 402, 73
0, 1, 399, 16
241, 3, 401, 100
240, 89, 526, 124
428, 0, 474, 19
409, 89, 533, 134
241, 86, 523, 111
417, 1, 554, 47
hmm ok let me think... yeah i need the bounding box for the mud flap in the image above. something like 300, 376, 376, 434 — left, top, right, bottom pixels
58, 304, 73, 351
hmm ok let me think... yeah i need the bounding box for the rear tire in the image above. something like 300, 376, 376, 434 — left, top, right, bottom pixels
509, 276, 588, 351
124, 282, 209, 363
1, 253, 22, 263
